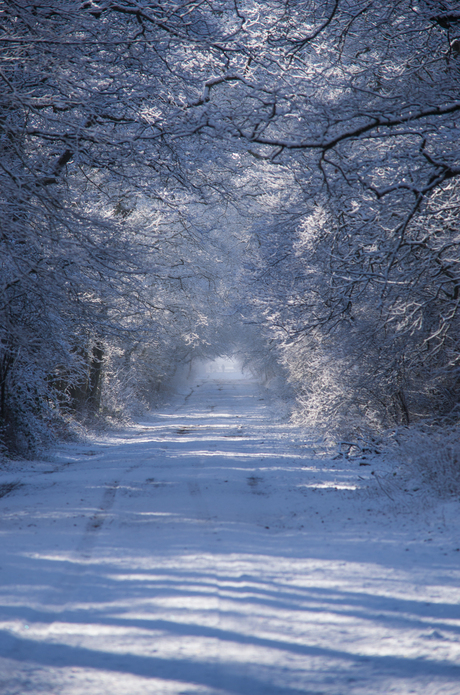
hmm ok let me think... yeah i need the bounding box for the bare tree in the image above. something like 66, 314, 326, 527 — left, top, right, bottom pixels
0, 0, 248, 453
201, 0, 460, 436
2, 0, 459, 453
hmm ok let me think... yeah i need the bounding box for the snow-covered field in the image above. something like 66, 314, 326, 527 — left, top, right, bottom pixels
0, 366, 459, 694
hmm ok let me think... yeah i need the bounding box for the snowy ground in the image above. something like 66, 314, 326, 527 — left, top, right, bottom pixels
0, 366, 459, 694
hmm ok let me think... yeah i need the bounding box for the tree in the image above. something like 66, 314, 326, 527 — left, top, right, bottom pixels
191, 0, 460, 437
3, 0, 459, 454
0, 0, 250, 453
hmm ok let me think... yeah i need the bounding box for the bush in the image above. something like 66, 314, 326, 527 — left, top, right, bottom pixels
392, 426, 460, 496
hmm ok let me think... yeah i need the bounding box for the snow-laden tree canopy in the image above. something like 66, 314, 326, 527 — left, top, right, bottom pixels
1, 0, 459, 454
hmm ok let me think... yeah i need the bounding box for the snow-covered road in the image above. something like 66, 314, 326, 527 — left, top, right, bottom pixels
0, 370, 459, 694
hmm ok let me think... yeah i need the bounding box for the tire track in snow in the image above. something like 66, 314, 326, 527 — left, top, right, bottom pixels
76, 480, 119, 557
187, 480, 213, 521
0, 482, 22, 499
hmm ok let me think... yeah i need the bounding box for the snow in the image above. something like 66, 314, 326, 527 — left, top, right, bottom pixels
0, 365, 459, 694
